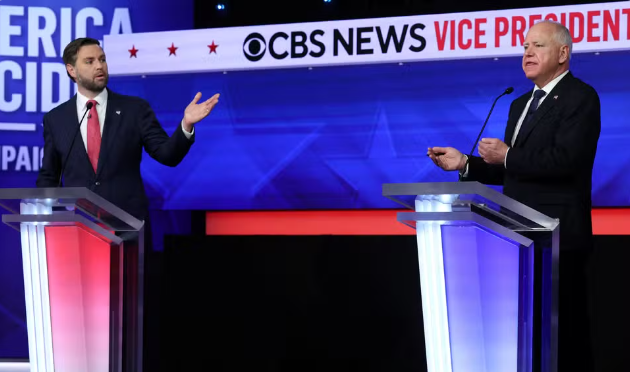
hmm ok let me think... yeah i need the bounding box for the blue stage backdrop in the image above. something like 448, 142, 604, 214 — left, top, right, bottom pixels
0, 0, 193, 358
2, 1, 630, 360
109, 49, 630, 211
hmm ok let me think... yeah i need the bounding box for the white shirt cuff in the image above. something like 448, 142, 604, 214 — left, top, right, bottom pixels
460, 155, 469, 178
181, 120, 194, 139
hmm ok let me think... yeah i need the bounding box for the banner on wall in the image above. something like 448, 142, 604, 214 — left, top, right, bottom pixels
0, 4, 131, 175
104, 1, 630, 76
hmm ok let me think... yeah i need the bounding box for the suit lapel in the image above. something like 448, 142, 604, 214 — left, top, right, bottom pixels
96, 89, 123, 177
513, 72, 573, 147
513, 98, 556, 147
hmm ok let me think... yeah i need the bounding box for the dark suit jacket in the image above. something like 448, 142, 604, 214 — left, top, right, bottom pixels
36, 88, 194, 220
464, 72, 601, 250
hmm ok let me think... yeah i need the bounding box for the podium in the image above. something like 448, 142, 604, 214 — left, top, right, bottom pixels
0, 187, 145, 372
383, 182, 559, 372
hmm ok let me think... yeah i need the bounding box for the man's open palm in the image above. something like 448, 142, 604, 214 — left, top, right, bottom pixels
183, 92, 220, 129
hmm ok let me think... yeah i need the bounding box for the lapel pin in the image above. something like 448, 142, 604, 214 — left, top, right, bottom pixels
553, 95, 558, 99
116, 111, 121, 115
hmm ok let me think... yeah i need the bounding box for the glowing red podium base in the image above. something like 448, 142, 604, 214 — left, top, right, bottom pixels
0, 188, 144, 372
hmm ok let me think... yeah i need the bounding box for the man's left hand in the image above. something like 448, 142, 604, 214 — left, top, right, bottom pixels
478, 138, 508, 165
182, 92, 220, 131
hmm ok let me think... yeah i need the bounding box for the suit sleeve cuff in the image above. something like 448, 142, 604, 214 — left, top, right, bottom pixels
504, 148, 509, 169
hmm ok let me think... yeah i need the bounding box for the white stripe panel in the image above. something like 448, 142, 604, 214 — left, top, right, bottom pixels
0, 362, 30, 372
36, 223, 54, 371
416, 197, 453, 372
0, 123, 37, 131
20, 202, 54, 372
20, 224, 39, 372
28, 224, 46, 371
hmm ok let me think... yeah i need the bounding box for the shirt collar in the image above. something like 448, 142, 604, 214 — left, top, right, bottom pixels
534, 70, 569, 97
76, 88, 108, 110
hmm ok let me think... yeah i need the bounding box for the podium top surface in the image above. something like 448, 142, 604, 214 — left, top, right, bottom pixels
0, 187, 143, 231
383, 181, 559, 231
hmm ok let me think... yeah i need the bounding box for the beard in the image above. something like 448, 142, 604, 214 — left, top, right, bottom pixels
76, 72, 108, 93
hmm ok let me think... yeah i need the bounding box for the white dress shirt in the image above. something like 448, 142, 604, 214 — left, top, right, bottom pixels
76, 89, 108, 152
75, 89, 194, 153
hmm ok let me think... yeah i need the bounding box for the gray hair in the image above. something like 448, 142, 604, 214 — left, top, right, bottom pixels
537, 20, 573, 60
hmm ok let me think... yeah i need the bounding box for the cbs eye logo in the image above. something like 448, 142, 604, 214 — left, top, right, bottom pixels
243, 33, 266, 62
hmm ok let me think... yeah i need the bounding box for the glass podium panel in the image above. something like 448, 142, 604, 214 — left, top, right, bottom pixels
383, 182, 559, 372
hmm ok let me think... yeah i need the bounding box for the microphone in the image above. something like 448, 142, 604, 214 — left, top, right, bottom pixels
57, 101, 93, 187
455, 87, 513, 182
467, 87, 513, 158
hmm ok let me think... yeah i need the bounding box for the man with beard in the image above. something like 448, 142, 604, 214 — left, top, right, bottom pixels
36, 37, 220, 370
37, 37, 219, 220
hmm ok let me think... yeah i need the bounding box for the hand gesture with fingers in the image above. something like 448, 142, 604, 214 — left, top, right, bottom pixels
182, 92, 220, 131
427, 146, 467, 171
478, 138, 508, 165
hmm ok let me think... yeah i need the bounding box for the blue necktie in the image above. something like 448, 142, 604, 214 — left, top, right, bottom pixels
524, 89, 547, 124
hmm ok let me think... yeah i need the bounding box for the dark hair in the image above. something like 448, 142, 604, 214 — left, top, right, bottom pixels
62, 38, 101, 82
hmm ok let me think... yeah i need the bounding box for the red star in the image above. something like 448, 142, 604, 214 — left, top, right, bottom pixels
208, 41, 219, 54
167, 42, 178, 56
128, 45, 138, 58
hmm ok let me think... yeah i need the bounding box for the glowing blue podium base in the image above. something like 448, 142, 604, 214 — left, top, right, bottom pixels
383, 182, 559, 372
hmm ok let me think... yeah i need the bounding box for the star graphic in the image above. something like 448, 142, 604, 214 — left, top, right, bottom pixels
128, 45, 138, 58
208, 41, 219, 54
168, 42, 178, 56
323, 105, 433, 208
